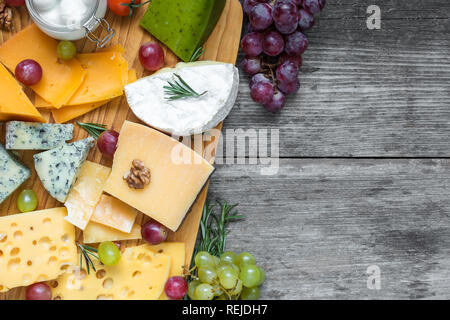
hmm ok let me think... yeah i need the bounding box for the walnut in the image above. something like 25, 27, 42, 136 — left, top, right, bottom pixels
0, 1, 13, 31
123, 159, 151, 189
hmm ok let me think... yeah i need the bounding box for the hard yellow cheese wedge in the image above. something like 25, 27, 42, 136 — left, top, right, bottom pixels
83, 222, 142, 244
103, 121, 215, 231
0, 24, 86, 109
90, 194, 137, 233
64, 161, 111, 230
147, 242, 186, 300
0, 208, 77, 292
0, 63, 44, 122
51, 245, 171, 300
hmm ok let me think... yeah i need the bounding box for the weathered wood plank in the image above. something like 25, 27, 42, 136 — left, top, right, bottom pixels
231, 0, 450, 157
209, 159, 450, 299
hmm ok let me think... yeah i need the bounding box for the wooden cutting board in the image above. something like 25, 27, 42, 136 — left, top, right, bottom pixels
0, 0, 243, 300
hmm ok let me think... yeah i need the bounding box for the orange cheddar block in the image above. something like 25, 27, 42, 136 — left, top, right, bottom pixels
103, 121, 215, 231
0, 63, 44, 122
50, 69, 137, 123
0, 24, 86, 109
90, 194, 138, 233
65, 51, 127, 106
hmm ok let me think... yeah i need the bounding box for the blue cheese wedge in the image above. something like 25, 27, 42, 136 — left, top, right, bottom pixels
0, 143, 30, 204
125, 61, 239, 136
5, 121, 74, 150
33, 137, 95, 203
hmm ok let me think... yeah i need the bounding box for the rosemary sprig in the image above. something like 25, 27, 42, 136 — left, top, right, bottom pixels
193, 200, 243, 261
77, 122, 107, 139
189, 47, 205, 62
77, 243, 100, 274
164, 74, 208, 101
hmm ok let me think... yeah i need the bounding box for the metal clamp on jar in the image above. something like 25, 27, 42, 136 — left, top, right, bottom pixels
26, 0, 115, 48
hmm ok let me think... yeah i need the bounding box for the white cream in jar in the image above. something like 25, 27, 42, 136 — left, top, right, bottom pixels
26, 0, 114, 47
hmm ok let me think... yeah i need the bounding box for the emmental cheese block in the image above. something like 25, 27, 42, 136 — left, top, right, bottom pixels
64, 162, 111, 230
90, 195, 137, 233
83, 222, 142, 244
0, 24, 86, 109
0, 63, 44, 123
51, 245, 170, 300
34, 138, 95, 203
103, 121, 215, 231
0, 208, 77, 292
0, 143, 30, 204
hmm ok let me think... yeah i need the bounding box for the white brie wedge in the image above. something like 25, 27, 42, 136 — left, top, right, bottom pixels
125, 61, 239, 136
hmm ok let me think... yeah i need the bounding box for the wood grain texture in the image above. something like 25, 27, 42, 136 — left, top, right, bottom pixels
227, 0, 450, 157
209, 159, 450, 299
0, 0, 243, 300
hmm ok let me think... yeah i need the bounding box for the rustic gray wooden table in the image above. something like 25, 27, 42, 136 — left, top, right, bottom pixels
207, 0, 450, 299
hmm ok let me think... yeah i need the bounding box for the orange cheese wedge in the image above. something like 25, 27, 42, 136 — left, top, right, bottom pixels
0, 63, 44, 122
0, 24, 86, 109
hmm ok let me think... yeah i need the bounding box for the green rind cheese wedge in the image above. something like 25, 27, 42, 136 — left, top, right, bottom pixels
140, 0, 226, 62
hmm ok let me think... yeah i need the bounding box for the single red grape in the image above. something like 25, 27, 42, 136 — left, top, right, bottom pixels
278, 78, 300, 95
277, 61, 299, 84
139, 42, 165, 71
6, 0, 25, 6
249, 3, 273, 31
302, 0, 326, 15
272, 1, 299, 34
241, 32, 264, 57
243, 0, 259, 15
250, 81, 274, 104
264, 90, 286, 112
164, 276, 188, 300
141, 220, 168, 245
263, 30, 284, 56
298, 9, 315, 31
97, 130, 119, 158
250, 73, 271, 89
279, 52, 302, 68
15, 59, 43, 86
26, 283, 52, 300
285, 31, 308, 56
241, 56, 262, 75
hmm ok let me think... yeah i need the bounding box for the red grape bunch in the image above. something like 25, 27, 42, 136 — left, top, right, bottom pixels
241, 0, 325, 112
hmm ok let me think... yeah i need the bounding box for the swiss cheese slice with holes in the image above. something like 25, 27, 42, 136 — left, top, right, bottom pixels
0, 207, 77, 292
51, 244, 171, 300
0, 24, 86, 109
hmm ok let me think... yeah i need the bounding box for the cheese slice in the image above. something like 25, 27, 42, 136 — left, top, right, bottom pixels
103, 121, 215, 231
51, 245, 170, 300
90, 195, 137, 233
64, 161, 111, 230
0, 143, 30, 204
0, 63, 44, 122
83, 222, 141, 244
64, 51, 127, 106
0, 24, 86, 109
147, 242, 186, 300
49, 69, 137, 123
0, 208, 77, 292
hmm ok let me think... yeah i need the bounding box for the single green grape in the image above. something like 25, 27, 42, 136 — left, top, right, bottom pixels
218, 267, 238, 289
195, 251, 215, 268
57, 41, 77, 60
230, 279, 243, 296
213, 255, 220, 266
256, 267, 265, 286
188, 280, 201, 300
220, 251, 238, 265
239, 264, 260, 288
240, 286, 260, 300
198, 266, 217, 284
217, 262, 240, 275
212, 283, 224, 297
98, 241, 121, 266
194, 283, 214, 300
237, 252, 255, 267
17, 189, 38, 213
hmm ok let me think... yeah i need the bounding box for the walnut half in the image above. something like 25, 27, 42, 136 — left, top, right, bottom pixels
123, 159, 151, 189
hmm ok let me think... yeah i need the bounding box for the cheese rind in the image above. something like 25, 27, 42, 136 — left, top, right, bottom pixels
0, 143, 30, 204
125, 62, 239, 136
0, 208, 77, 292
51, 245, 170, 300
83, 222, 142, 244
0, 63, 44, 122
0, 24, 86, 108
34, 138, 95, 203
5, 121, 73, 150
90, 195, 137, 233
103, 121, 215, 231
64, 161, 111, 230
